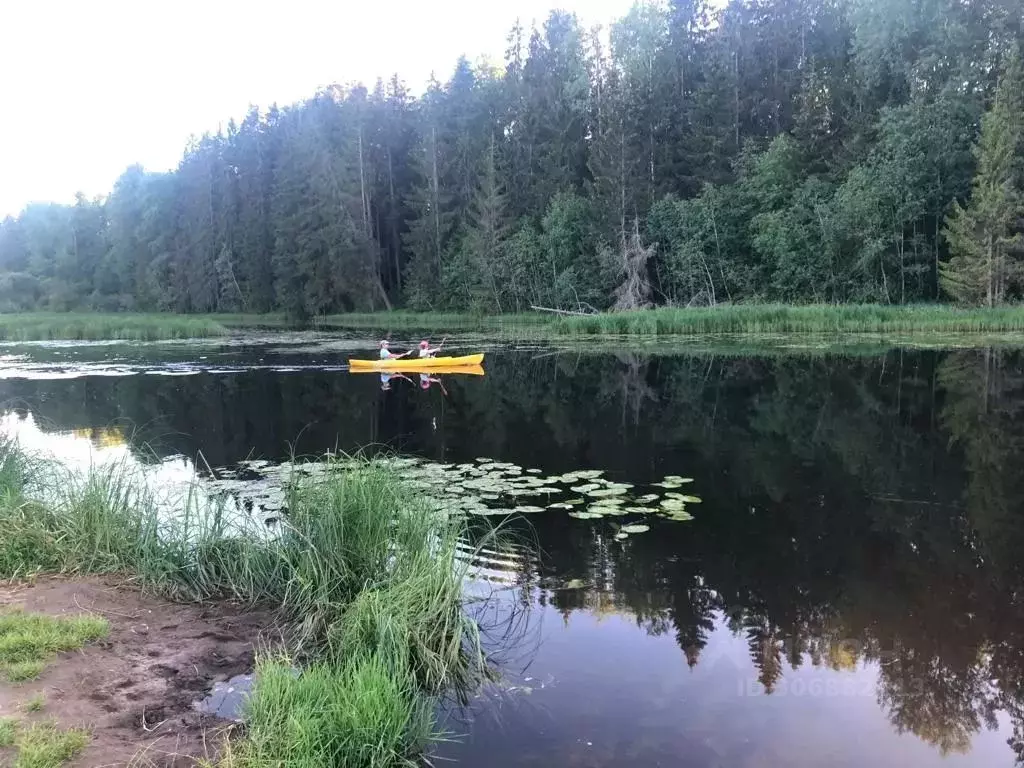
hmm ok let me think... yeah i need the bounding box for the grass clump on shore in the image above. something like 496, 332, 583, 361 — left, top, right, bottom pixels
0, 611, 108, 682
22, 694, 46, 713
222, 655, 432, 768
0, 717, 15, 747
10, 721, 90, 768
0, 438, 485, 767
0, 313, 229, 341
0, 716, 90, 768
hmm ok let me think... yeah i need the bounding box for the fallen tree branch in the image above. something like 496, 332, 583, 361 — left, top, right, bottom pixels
530, 305, 596, 316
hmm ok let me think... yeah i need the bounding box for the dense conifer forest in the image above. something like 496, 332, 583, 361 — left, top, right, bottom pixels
1, 0, 1022, 320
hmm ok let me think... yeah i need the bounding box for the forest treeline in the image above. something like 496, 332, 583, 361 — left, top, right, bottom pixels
1, 0, 1022, 319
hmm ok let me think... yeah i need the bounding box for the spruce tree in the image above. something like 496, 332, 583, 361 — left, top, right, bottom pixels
941, 51, 1024, 306
451, 135, 509, 312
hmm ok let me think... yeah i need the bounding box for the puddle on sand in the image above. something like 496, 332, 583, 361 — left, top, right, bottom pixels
193, 667, 300, 721
192, 673, 254, 721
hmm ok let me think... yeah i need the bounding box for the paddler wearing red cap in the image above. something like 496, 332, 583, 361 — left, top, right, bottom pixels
417, 340, 440, 358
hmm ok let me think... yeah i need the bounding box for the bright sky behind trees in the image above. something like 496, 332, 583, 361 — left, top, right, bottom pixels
0, 0, 632, 216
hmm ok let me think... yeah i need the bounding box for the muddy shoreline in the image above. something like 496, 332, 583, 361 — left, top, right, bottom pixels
0, 577, 270, 767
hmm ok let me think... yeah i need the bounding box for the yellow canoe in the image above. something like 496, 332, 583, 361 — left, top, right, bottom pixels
348, 353, 484, 370
349, 364, 484, 377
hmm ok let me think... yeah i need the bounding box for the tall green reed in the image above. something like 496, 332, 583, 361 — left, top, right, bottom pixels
0, 312, 229, 341
0, 439, 491, 766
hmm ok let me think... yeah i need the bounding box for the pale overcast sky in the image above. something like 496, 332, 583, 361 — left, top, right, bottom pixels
0, 0, 635, 217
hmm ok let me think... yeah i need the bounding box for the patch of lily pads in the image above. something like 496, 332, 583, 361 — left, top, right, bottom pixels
379, 456, 702, 536
207, 454, 702, 539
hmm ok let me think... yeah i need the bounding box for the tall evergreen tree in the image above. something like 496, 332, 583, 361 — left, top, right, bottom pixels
941, 52, 1024, 306
450, 135, 510, 311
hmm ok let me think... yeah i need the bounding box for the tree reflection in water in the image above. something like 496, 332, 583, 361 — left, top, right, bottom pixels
5, 345, 1024, 759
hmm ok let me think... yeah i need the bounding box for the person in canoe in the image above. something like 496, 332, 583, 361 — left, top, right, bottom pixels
417, 340, 441, 358
379, 340, 412, 360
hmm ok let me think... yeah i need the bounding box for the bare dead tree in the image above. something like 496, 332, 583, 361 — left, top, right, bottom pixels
612, 218, 655, 312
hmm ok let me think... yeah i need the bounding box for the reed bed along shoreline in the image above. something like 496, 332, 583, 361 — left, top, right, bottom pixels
322, 304, 1024, 338
0, 440, 484, 767
5, 304, 1024, 343
548, 304, 1024, 336
0, 313, 230, 341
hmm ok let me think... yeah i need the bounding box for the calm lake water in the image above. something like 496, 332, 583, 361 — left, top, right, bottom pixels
1, 334, 1023, 767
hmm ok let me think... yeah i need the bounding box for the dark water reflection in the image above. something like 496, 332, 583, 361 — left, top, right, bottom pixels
2, 341, 1024, 766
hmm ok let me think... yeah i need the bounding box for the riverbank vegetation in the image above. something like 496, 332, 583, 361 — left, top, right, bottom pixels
0, 718, 90, 768
318, 304, 1024, 338
7, 303, 1024, 343
0, 439, 483, 766
0, 612, 108, 683
2, 0, 1022, 321
0, 313, 231, 341
547, 305, 1024, 336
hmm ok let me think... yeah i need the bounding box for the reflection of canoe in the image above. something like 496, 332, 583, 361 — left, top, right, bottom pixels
350, 364, 485, 377
349, 353, 484, 370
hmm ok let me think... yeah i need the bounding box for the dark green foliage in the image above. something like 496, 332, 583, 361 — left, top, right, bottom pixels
2, 3, 1022, 313
941, 51, 1024, 305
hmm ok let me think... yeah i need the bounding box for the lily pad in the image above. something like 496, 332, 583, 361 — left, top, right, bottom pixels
662, 509, 694, 521
637, 494, 659, 503
569, 511, 604, 520
620, 524, 650, 534
588, 487, 628, 497
514, 505, 546, 514
614, 532, 629, 540
590, 504, 629, 515
548, 502, 575, 510
575, 470, 605, 480
570, 483, 602, 494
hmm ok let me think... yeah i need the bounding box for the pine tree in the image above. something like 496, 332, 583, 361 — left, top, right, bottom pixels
941, 51, 1024, 306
